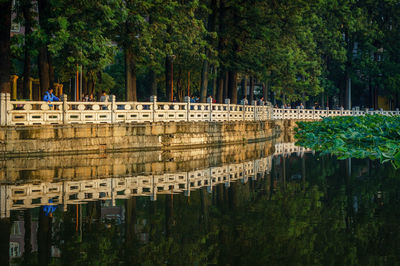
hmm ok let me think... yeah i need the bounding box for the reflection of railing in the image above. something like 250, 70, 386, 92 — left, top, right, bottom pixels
0, 142, 309, 218
0, 158, 272, 218
3, 93, 398, 126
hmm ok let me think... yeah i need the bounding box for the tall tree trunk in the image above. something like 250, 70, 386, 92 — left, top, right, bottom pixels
38, 0, 52, 92
212, 66, 217, 99
218, 0, 227, 102
367, 77, 372, 108
176, 69, 183, 102
344, 30, 352, 110
165, 55, 174, 101
241, 77, 247, 100
125, 47, 137, 101
345, 73, 351, 109
249, 76, 254, 103
223, 71, 229, 100
374, 85, 378, 109
263, 82, 268, 102
321, 92, 325, 108
0, 0, 12, 93
38, 47, 50, 93
228, 71, 237, 104
200, 0, 217, 103
216, 72, 224, 103
200, 59, 208, 102
150, 70, 157, 96
22, 0, 33, 99
48, 51, 54, 88
87, 74, 94, 97
82, 72, 88, 96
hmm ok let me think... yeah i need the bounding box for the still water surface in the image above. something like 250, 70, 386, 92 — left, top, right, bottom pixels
1, 138, 400, 265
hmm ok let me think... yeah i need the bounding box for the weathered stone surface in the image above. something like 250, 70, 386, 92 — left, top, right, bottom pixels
0, 120, 301, 157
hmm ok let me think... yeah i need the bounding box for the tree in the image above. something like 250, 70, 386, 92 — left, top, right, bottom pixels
0, 0, 12, 93
37, 0, 54, 94
48, 0, 120, 98
20, 0, 34, 99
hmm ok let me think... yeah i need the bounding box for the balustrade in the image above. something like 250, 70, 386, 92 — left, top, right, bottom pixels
1, 93, 399, 126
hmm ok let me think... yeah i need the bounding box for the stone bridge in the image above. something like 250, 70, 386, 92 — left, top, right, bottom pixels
0, 142, 309, 218
1, 93, 398, 126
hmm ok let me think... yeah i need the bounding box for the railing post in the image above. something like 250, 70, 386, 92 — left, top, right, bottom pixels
365, 108, 369, 116
312, 107, 315, 120
340, 107, 344, 117
184, 96, 190, 122
111, 95, 116, 123
11, 75, 18, 100
150, 95, 157, 122
241, 99, 247, 121
326, 107, 329, 117
396, 108, 399, 116
5, 93, 10, 125
0, 93, 6, 126
225, 98, 230, 121
207, 97, 213, 121
252, 100, 257, 121
269, 103, 273, 120
62, 94, 68, 124
296, 106, 300, 119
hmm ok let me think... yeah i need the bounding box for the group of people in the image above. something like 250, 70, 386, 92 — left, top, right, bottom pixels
43, 89, 109, 103
272, 102, 346, 110
275, 103, 305, 109
240, 97, 267, 106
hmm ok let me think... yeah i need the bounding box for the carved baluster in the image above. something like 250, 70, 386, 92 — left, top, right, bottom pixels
225, 99, 230, 121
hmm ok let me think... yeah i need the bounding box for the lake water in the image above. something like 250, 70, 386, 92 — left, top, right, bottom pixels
1, 136, 400, 265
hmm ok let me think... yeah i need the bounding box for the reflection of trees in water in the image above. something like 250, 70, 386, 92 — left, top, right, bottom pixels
0, 218, 11, 265
6, 154, 400, 265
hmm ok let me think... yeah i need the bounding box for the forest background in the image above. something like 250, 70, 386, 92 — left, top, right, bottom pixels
1, 0, 400, 109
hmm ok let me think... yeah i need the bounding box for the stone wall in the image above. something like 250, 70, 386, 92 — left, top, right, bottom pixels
0, 120, 302, 157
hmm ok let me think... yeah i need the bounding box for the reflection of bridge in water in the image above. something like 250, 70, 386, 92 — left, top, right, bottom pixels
0, 143, 310, 218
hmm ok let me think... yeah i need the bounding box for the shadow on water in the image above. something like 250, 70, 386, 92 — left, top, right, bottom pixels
1, 135, 400, 265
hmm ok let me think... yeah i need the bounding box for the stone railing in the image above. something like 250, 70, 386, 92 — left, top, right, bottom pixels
0, 142, 309, 218
0, 93, 273, 126
272, 107, 400, 120
1, 92, 399, 126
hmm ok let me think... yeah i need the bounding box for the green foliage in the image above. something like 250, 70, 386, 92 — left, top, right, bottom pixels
295, 115, 400, 168
7, 0, 400, 103
47, 0, 122, 81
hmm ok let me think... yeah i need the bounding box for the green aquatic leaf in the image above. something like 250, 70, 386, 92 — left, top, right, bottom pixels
294, 115, 400, 169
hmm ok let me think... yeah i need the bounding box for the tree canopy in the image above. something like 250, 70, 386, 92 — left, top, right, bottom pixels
1, 0, 400, 107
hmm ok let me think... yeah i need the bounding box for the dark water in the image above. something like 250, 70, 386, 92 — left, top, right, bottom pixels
1, 141, 400, 265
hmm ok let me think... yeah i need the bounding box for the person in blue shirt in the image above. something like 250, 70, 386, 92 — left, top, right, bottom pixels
43, 88, 59, 102
43, 88, 59, 109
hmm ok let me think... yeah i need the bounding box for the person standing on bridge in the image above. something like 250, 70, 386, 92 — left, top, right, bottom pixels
43, 88, 59, 102
43, 88, 59, 109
